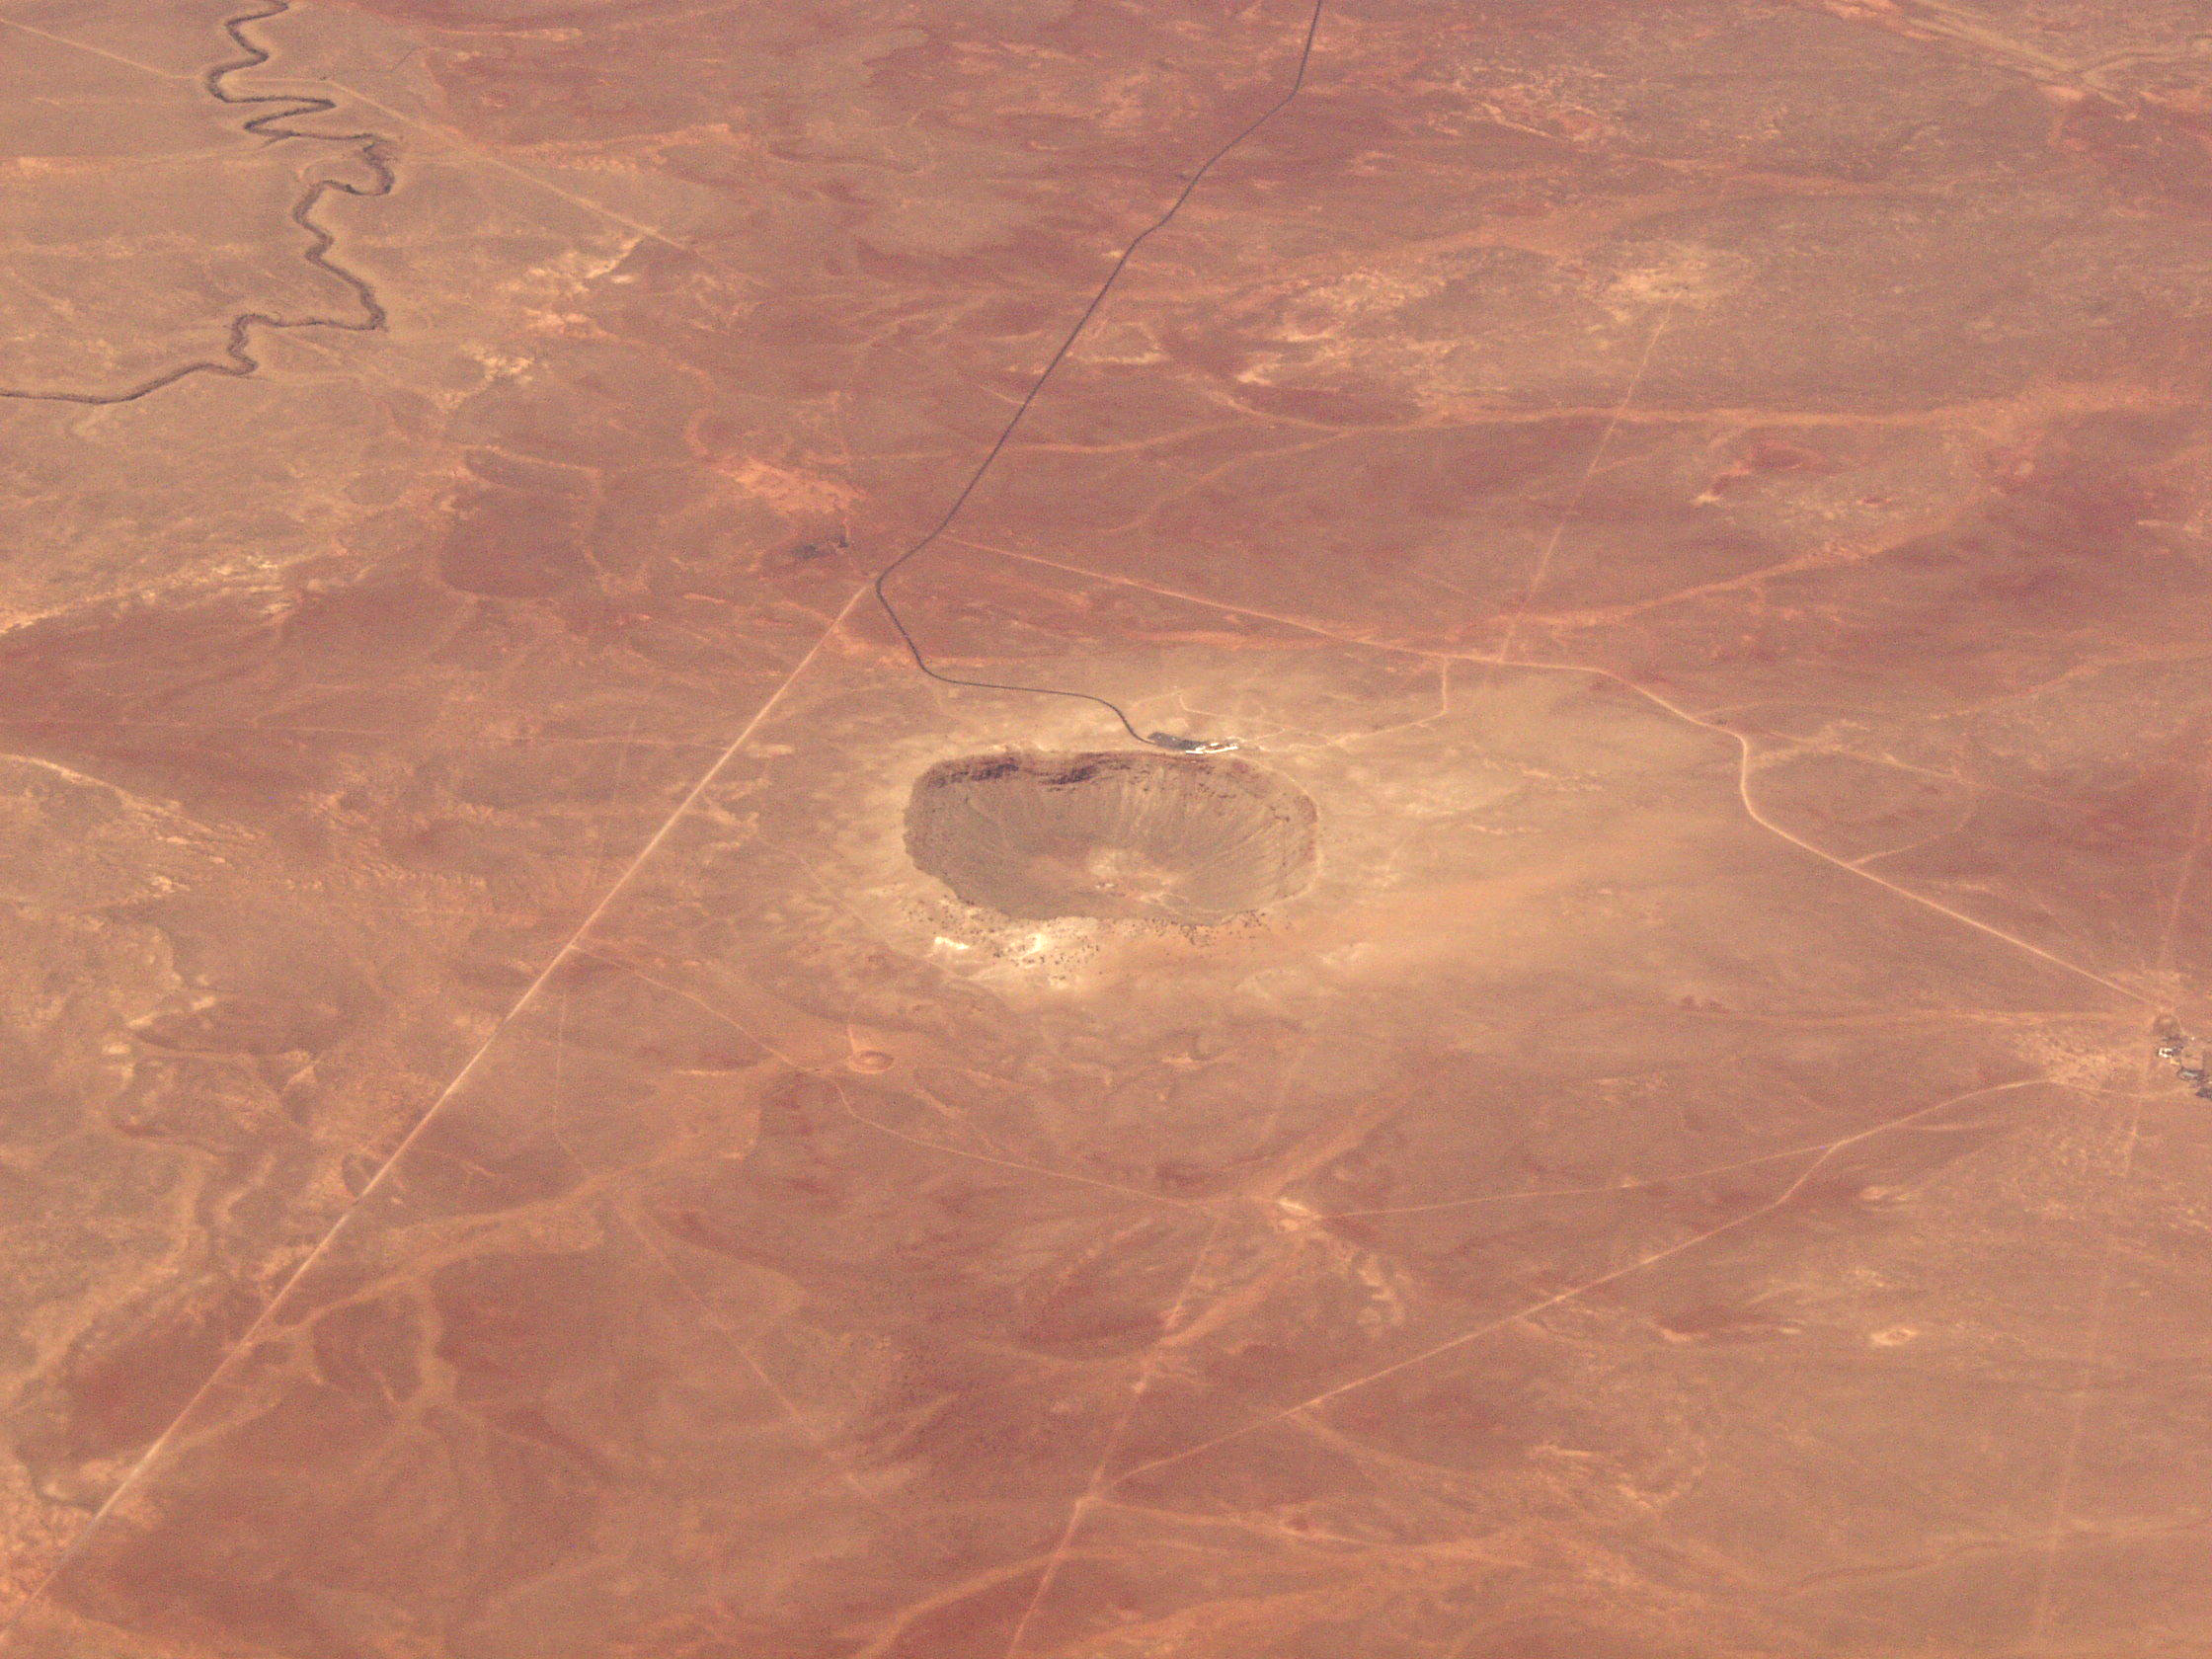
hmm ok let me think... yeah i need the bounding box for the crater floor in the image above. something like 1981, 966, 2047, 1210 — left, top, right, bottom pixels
3, 2, 2211, 1656
904, 750, 1319, 923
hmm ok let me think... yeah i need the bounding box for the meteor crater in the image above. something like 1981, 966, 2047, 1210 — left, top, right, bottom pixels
904, 750, 1318, 924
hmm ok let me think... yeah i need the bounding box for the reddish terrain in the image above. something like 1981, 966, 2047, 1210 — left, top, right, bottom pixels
4, 1, 2212, 1654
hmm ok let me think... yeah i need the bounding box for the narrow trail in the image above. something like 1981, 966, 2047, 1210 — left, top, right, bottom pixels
0, 586, 873, 1646
0, 0, 393, 408
951, 536, 2157, 1012
869, 0, 1330, 750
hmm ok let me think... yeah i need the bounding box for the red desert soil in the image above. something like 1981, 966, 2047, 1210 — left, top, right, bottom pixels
2, 1, 2211, 1655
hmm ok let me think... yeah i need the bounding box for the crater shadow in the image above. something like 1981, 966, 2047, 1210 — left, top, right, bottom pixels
905, 750, 1319, 925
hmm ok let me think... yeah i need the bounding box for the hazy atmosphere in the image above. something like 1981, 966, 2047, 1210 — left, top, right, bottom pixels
3, 1, 2211, 1654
